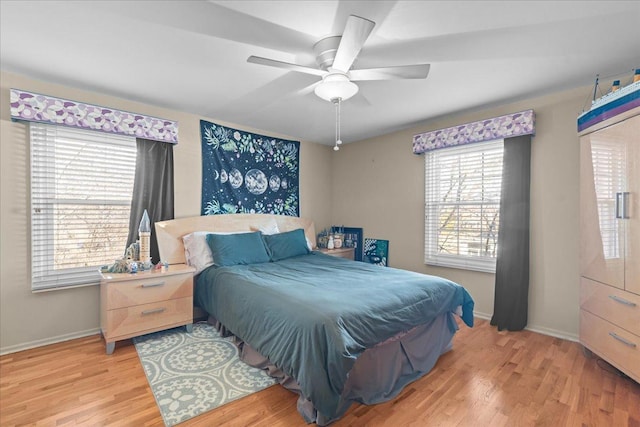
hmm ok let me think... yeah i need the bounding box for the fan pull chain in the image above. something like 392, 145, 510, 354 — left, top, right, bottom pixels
334, 97, 342, 151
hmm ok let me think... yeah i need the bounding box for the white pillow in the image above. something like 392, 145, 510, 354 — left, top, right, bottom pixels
182, 231, 246, 274
250, 219, 280, 235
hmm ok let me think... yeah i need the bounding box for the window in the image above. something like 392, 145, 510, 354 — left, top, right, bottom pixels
425, 139, 503, 273
30, 124, 137, 291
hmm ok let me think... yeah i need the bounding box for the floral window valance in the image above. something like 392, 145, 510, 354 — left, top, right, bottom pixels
10, 88, 178, 143
413, 109, 534, 154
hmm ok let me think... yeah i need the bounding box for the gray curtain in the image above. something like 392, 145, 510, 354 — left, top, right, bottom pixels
126, 138, 174, 264
490, 135, 531, 331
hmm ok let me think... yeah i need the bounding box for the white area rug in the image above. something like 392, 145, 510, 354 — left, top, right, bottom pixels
134, 322, 276, 426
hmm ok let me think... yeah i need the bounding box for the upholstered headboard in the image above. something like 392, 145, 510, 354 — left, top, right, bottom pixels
155, 214, 317, 265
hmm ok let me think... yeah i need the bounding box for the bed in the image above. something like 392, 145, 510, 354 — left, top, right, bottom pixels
155, 214, 474, 425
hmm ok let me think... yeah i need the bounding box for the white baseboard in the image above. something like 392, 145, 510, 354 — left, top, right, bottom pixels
0, 312, 580, 356
525, 325, 579, 342
472, 311, 579, 342
473, 311, 492, 320
0, 328, 101, 356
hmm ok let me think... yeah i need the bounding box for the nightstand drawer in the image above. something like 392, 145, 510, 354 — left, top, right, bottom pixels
318, 247, 355, 260
105, 297, 193, 339
106, 274, 192, 310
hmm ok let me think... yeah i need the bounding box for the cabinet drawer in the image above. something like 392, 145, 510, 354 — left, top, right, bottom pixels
104, 297, 192, 340
580, 277, 640, 336
580, 310, 640, 383
106, 273, 192, 310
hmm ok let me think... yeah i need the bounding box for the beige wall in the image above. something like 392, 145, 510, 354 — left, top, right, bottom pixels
0, 68, 593, 352
0, 71, 332, 353
331, 86, 590, 340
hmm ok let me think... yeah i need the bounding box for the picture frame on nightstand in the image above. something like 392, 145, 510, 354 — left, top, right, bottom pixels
332, 226, 363, 261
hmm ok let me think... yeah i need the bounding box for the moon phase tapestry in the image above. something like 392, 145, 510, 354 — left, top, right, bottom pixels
200, 120, 300, 217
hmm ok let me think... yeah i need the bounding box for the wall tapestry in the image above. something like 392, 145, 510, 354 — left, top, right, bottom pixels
200, 120, 300, 216
364, 238, 389, 267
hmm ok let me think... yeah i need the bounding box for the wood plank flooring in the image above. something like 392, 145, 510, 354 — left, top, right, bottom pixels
1, 318, 638, 426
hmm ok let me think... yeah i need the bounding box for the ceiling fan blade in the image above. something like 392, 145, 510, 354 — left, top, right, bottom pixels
247, 56, 326, 77
295, 81, 321, 97
74, 2, 317, 56
331, 15, 375, 72
220, 73, 320, 118
350, 64, 430, 81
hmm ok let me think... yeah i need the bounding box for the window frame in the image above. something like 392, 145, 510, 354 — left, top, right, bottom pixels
424, 139, 504, 273
30, 123, 137, 292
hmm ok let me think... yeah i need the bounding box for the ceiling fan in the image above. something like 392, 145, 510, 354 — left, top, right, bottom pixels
247, 15, 430, 104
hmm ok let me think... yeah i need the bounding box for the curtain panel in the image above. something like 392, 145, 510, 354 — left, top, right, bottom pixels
490, 135, 532, 331
126, 138, 175, 264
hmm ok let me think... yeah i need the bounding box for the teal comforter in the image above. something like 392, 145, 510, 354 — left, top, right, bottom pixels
195, 252, 474, 420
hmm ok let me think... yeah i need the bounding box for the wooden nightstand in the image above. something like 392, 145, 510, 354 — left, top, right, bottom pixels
99, 263, 195, 354
317, 247, 355, 260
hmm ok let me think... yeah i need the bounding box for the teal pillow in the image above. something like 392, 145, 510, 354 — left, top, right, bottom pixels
206, 231, 270, 267
262, 228, 310, 262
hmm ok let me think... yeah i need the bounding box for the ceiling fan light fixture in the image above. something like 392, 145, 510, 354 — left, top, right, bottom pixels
314, 72, 359, 102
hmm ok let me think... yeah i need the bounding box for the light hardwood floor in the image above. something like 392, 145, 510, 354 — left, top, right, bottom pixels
1, 318, 638, 426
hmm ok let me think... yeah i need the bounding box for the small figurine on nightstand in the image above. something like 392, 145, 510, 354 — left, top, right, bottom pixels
317, 229, 329, 248
125, 241, 139, 261
154, 261, 169, 272
100, 258, 130, 274
139, 209, 152, 265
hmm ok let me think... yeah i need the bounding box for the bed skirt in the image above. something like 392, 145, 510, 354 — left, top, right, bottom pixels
209, 312, 459, 425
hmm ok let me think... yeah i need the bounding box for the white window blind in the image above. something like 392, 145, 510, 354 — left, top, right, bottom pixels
425, 139, 504, 273
30, 124, 136, 291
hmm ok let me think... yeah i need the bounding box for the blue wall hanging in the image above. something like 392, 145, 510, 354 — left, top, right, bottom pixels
200, 120, 300, 216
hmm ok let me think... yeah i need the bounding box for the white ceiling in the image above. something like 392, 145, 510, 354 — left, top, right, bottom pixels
1, 1, 639, 145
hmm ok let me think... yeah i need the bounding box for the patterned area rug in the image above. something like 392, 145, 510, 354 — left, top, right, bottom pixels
133, 322, 276, 426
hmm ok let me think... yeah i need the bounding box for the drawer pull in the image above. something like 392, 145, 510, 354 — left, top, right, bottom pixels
142, 282, 165, 288
608, 332, 637, 348
141, 307, 166, 316
608, 295, 637, 307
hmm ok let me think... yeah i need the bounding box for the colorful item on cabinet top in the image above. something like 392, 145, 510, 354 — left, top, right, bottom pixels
578, 70, 640, 133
